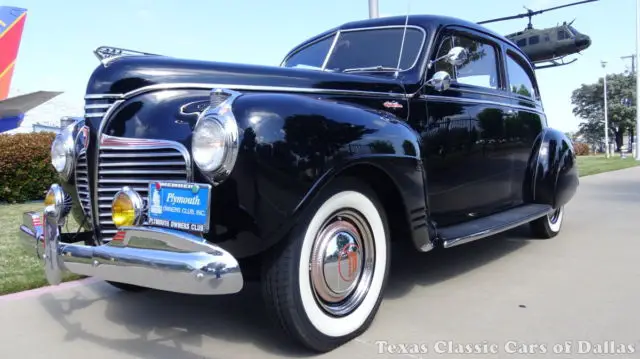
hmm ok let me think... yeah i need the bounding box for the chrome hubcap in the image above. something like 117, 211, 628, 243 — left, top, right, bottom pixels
548, 207, 562, 224
310, 210, 375, 316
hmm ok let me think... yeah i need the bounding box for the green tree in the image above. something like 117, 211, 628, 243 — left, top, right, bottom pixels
571, 72, 636, 151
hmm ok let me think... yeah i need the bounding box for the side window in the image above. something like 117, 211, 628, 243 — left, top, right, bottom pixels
283, 35, 335, 69
434, 33, 500, 90
506, 52, 537, 99
516, 38, 527, 47
529, 36, 539, 45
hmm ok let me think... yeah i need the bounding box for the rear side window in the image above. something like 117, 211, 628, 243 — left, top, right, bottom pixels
529, 36, 539, 45
506, 51, 537, 99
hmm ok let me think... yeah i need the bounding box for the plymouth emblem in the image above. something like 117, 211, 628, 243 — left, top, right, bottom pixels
383, 101, 403, 109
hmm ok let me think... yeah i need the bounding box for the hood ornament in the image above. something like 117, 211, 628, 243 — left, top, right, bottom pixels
93, 46, 164, 67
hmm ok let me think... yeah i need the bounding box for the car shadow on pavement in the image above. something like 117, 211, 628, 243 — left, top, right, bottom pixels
35, 225, 532, 358
384, 224, 531, 298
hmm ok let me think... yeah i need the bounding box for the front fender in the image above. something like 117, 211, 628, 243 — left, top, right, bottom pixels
227, 93, 427, 255
523, 127, 579, 209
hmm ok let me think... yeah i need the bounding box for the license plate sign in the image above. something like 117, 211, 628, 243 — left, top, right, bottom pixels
147, 182, 211, 233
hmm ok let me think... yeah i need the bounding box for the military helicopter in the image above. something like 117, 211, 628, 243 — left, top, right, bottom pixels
478, 0, 597, 70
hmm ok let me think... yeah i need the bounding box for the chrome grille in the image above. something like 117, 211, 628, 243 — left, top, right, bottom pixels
84, 95, 122, 120
75, 150, 92, 220
96, 136, 191, 242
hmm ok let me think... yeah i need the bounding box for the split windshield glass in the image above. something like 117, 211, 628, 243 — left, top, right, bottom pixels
282, 27, 425, 73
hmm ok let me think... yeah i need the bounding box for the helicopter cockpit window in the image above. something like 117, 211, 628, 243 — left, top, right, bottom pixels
529, 36, 540, 45
506, 51, 537, 100
516, 38, 527, 47
434, 34, 499, 90
558, 29, 569, 40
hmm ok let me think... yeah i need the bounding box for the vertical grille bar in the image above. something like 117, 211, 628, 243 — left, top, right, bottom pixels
75, 150, 92, 221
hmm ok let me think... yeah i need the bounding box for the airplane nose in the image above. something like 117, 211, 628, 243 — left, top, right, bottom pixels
575, 35, 591, 49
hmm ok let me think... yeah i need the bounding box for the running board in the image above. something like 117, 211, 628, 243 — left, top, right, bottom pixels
439, 204, 553, 248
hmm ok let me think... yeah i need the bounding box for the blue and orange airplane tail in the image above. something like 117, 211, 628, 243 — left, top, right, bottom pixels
0, 6, 61, 133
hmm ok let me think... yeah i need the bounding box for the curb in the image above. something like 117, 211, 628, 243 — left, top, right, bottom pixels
0, 277, 100, 303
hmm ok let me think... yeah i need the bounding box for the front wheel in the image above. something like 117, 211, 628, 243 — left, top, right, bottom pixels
530, 206, 564, 239
262, 177, 390, 352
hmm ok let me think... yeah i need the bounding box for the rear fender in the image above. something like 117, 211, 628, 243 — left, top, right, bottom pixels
523, 127, 579, 208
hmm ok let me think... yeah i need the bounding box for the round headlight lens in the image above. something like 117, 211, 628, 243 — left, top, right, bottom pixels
50, 138, 67, 173
112, 192, 136, 228
192, 117, 227, 172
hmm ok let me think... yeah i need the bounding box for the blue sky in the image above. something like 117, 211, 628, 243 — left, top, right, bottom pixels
8, 0, 638, 132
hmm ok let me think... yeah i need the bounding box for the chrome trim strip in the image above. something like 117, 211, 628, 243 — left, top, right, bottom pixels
84, 104, 113, 110
119, 82, 408, 100
85, 112, 107, 118
85, 94, 125, 100
320, 30, 341, 70
424, 95, 545, 115
442, 205, 552, 248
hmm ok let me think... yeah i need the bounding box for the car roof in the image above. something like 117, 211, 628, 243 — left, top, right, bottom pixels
286, 14, 529, 63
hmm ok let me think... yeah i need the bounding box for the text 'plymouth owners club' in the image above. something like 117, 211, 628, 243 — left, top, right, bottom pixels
19, 15, 578, 352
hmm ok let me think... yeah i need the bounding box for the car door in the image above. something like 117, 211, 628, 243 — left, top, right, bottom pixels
419, 27, 514, 227
503, 48, 545, 205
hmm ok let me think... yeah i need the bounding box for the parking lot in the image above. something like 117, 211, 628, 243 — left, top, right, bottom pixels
1, 166, 639, 359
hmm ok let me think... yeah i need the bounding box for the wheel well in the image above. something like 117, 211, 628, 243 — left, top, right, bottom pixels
337, 164, 410, 244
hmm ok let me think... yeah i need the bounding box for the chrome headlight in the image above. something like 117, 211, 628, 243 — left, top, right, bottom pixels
50, 127, 76, 181
192, 89, 241, 184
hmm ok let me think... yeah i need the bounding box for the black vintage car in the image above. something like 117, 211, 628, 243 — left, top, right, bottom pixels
19, 14, 578, 352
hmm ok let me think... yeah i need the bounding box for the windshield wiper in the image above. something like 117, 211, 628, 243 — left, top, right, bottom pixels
342, 66, 402, 73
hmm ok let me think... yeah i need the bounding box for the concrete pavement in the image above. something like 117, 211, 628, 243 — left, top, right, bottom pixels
1, 166, 639, 358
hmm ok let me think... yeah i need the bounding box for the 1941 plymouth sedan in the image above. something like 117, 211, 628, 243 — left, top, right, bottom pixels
19, 14, 578, 352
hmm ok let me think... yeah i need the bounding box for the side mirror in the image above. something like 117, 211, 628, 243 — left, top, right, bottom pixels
446, 47, 468, 66
427, 71, 451, 92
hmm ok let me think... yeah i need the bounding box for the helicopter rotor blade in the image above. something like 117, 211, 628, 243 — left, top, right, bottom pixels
533, 0, 598, 16
477, 0, 598, 25
478, 13, 531, 24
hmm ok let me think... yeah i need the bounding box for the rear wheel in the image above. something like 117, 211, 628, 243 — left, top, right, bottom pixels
530, 206, 564, 239
262, 177, 390, 352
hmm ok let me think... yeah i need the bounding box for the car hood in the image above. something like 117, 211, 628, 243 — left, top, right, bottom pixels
86, 56, 407, 96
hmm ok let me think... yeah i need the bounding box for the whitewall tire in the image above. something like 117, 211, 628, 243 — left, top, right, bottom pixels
262, 177, 390, 352
530, 205, 564, 239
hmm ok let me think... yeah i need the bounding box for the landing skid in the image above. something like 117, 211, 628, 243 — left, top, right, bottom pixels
436, 204, 553, 248
534, 57, 578, 70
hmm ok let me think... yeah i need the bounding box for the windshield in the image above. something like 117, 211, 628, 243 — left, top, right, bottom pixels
282, 27, 425, 72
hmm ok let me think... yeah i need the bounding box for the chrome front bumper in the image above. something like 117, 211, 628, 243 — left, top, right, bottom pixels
19, 209, 243, 295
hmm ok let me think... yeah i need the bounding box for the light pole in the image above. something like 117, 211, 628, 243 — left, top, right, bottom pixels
635, 0, 640, 160
602, 60, 610, 158
369, 0, 379, 18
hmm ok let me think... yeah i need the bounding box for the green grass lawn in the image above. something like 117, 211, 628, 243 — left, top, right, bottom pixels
1, 155, 639, 295
0, 202, 83, 295
576, 154, 640, 177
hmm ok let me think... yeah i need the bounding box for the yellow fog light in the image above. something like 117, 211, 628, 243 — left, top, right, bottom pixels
44, 190, 55, 207
111, 187, 143, 228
